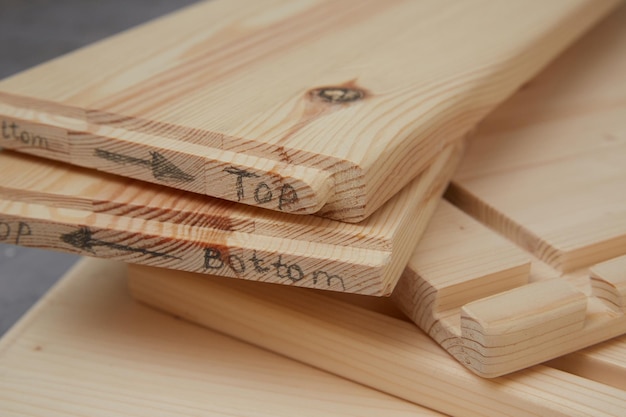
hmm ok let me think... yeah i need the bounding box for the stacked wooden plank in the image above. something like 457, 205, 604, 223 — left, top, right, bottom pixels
2, 0, 626, 416
0, 143, 461, 295
128, 0, 626, 383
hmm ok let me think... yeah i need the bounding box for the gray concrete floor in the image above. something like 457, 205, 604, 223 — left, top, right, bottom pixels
0, 0, 200, 336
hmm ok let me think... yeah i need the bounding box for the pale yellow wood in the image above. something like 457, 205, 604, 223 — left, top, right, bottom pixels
128, 263, 626, 417
0, 140, 462, 295
461, 279, 587, 351
549, 335, 626, 391
390, 5, 626, 377
447, 4, 626, 271
0, 258, 442, 417
590, 255, 626, 311
0, 0, 616, 221
547, 257, 626, 391
392, 201, 531, 315
383, 200, 626, 377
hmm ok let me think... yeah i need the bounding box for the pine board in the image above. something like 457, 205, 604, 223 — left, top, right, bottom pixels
127, 5, 626, 379
0, 258, 443, 417
129, 262, 626, 417
394, 7, 626, 377
549, 334, 626, 392
0, 0, 617, 221
547, 256, 626, 391
393, 201, 626, 377
0, 140, 461, 295
447, 3, 626, 271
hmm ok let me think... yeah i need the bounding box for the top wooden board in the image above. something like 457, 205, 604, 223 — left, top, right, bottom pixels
0, 0, 617, 221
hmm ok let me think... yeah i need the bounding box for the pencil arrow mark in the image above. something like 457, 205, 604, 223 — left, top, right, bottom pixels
60, 227, 181, 260
94, 148, 195, 183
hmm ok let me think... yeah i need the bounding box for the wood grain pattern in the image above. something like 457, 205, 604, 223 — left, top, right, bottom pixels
128, 262, 626, 417
590, 255, 626, 311
0, 0, 617, 221
0, 139, 462, 295
549, 334, 626, 392
547, 257, 626, 391
127, 198, 626, 378
393, 202, 626, 377
447, 3, 626, 271
127, 6, 626, 378
390, 8, 626, 377
0, 258, 443, 417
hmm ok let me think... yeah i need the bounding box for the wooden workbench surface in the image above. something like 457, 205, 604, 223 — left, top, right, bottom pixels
0, 258, 443, 417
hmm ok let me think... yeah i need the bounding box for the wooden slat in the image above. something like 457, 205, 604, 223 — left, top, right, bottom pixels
447, 3, 626, 271
0, 0, 616, 221
590, 255, 626, 311
129, 198, 626, 378
126, 5, 626, 377
548, 256, 626, 391
549, 335, 626, 392
401, 4, 626, 377
0, 258, 442, 417
0, 140, 462, 295
128, 262, 626, 417
393, 202, 626, 377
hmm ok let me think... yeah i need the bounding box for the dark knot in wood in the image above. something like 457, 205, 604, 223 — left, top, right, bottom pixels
312, 87, 364, 104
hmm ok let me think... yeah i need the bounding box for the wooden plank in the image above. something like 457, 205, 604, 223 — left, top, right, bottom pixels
128, 263, 626, 417
0, 0, 617, 221
590, 255, 626, 311
394, 7, 626, 376
447, 3, 626, 271
127, 197, 626, 378
0, 258, 443, 417
400, 4, 626, 378
393, 202, 626, 377
549, 335, 626, 392
0, 140, 462, 295
548, 256, 626, 391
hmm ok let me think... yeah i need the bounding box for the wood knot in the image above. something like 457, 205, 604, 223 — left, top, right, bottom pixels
310, 87, 365, 104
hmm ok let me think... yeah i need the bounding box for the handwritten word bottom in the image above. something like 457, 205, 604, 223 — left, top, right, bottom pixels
203, 247, 345, 290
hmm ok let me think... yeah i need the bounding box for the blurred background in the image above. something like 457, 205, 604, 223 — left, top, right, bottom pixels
0, 0, 200, 335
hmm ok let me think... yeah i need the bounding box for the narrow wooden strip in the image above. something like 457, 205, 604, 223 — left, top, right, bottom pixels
392, 201, 531, 316
393, 201, 626, 377
546, 256, 626, 390
128, 264, 626, 417
549, 335, 626, 392
459, 280, 587, 375
590, 255, 626, 311
0, 258, 442, 417
461, 280, 587, 347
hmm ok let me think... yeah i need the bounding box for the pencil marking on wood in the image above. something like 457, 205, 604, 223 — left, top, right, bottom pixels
223, 167, 259, 202
60, 227, 181, 259
223, 166, 299, 210
203, 247, 345, 290
0, 220, 32, 245
313, 270, 346, 291
94, 148, 195, 183
1, 120, 49, 149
